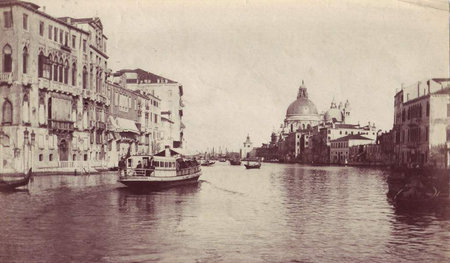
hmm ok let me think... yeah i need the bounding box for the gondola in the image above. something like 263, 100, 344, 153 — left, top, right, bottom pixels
0, 168, 33, 190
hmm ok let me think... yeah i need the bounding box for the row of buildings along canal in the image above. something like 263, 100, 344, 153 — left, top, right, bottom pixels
0, 1, 185, 175
239, 79, 450, 195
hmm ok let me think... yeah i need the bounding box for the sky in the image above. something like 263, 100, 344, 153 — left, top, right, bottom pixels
33, 0, 449, 153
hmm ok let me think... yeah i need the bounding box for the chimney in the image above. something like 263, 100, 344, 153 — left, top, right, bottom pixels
165, 145, 170, 157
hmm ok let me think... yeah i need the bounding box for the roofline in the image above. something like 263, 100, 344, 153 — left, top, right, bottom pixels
0, 1, 89, 35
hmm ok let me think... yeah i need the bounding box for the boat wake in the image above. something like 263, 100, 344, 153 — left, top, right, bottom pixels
199, 180, 246, 196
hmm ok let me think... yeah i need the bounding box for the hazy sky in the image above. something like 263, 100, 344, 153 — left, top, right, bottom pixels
34, 0, 449, 153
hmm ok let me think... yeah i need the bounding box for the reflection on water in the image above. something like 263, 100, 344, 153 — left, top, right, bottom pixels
0, 164, 449, 262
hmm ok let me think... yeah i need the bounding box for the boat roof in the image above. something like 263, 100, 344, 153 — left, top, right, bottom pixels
154, 148, 181, 157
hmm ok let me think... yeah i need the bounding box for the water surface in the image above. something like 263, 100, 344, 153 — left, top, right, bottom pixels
1, 163, 449, 262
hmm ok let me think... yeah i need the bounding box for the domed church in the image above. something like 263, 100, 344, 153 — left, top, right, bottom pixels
283, 81, 322, 133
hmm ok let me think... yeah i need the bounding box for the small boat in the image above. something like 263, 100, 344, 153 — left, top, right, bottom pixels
229, 159, 241, 165
392, 177, 440, 207
244, 161, 261, 169
219, 158, 226, 162
201, 160, 215, 166
0, 168, 33, 190
118, 147, 201, 190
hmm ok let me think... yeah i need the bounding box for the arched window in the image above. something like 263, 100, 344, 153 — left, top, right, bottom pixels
71, 62, 77, 86
3, 45, 12, 72
89, 67, 93, 90
22, 47, 28, 74
48, 97, 52, 120
38, 52, 45, 77
53, 56, 58, 81
38, 97, 45, 125
48, 54, 53, 80
58, 58, 63, 83
22, 94, 29, 123
82, 66, 87, 89
2, 99, 13, 124
63, 60, 68, 84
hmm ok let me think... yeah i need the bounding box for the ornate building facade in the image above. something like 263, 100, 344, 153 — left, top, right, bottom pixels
0, 1, 121, 173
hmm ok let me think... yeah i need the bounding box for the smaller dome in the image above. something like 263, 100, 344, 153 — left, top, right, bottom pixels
324, 108, 343, 123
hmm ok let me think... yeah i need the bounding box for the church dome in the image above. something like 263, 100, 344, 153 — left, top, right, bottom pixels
286, 98, 318, 117
285, 81, 319, 117
324, 108, 343, 122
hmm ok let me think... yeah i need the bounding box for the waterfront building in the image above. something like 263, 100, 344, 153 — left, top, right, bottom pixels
240, 134, 254, 159
347, 130, 395, 166
0, 1, 109, 173
114, 68, 185, 149
105, 79, 161, 168
259, 81, 376, 163
392, 78, 450, 168
330, 134, 374, 164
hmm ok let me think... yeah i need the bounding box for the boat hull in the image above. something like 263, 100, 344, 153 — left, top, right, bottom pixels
119, 172, 201, 190
0, 168, 32, 190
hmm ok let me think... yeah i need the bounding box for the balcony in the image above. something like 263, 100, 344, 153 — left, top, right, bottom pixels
90, 120, 96, 129
0, 72, 13, 84
95, 93, 108, 104
38, 78, 81, 96
48, 119, 74, 132
60, 44, 71, 52
96, 121, 106, 130
82, 89, 92, 99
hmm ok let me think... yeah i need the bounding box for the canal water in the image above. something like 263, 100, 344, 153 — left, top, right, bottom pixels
1, 163, 449, 263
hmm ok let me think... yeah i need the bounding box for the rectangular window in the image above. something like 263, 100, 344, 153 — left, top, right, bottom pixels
60, 30, 63, 44
3, 11, 12, 28
65, 32, 68, 46
48, 25, 52, 39
83, 40, 87, 52
54, 27, 58, 42
22, 14, 28, 30
72, 35, 76, 48
39, 21, 44, 36
447, 104, 450, 117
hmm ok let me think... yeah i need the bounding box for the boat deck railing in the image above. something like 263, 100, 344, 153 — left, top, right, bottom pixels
122, 164, 201, 177
176, 165, 201, 176
122, 168, 155, 177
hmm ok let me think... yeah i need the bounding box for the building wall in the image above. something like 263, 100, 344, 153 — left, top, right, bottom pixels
0, 2, 111, 172
393, 79, 450, 168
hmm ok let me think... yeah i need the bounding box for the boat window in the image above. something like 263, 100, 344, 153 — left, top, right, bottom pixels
127, 159, 132, 167
165, 162, 168, 168
143, 157, 149, 167
155, 161, 159, 167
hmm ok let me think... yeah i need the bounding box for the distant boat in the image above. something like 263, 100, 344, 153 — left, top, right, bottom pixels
229, 159, 241, 165
244, 160, 261, 169
0, 168, 32, 190
219, 158, 226, 162
118, 147, 202, 190
201, 160, 215, 166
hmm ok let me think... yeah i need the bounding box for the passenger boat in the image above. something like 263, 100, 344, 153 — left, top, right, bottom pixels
0, 168, 32, 190
244, 161, 261, 169
229, 159, 241, 165
118, 147, 201, 190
